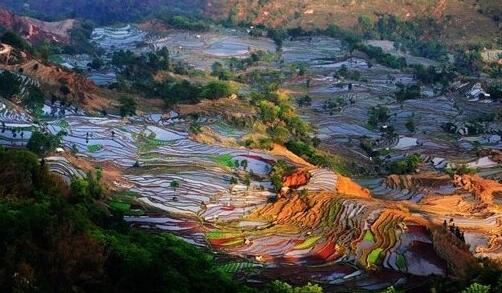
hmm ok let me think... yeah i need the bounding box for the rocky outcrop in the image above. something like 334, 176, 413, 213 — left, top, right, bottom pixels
0, 8, 75, 43
282, 169, 310, 189
453, 175, 502, 205
336, 175, 371, 198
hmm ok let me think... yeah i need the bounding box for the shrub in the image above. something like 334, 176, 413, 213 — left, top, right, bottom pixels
395, 84, 421, 102
446, 164, 476, 176
405, 117, 416, 132
25, 86, 45, 113
269, 160, 293, 192
269, 125, 291, 144
0, 71, 22, 99
461, 283, 490, 293
386, 154, 422, 174
488, 82, 502, 100
296, 95, 312, 107
162, 80, 201, 106
368, 105, 390, 127
200, 81, 234, 100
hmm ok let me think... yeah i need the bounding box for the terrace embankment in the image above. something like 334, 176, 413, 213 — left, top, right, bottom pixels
386, 173, 452, 191
175, 96, 256, 120
336, 175, 371, 198
431, 228, 477, 277
454, 175, 502, 206
282, 169, 310, 189
63, 153, 133, 192
247, 165, 502, 276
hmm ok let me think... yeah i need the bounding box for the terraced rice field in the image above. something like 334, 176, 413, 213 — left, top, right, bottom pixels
3, 25, 502, 289
92, 24, 147, 52
0, 98, 453, 289
147, 29, 276, 70
4, 96, 502, 290
281, 35, 502, 178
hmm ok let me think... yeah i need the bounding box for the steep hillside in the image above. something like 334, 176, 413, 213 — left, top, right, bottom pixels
1, 0, 500, 44
0, 0, 206, 23
0, 43, 121, 112
206, 0, 501, 45
0, 8, 75, 43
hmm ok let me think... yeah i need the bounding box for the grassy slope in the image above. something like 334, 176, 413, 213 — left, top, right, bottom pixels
207, 0, 501, 45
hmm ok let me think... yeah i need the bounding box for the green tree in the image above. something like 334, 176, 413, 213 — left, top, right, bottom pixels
243, 174, 251, 189
229, 177, 238, 185
270, 160, 292, 192
89, 58, 104, 70
240, 159, 248, 171
189, 121, 202, 134
380, 286, 404, 293
1, 31, 30, 51
358, 15, 376, 38
387, 154, 422, 174
25, 86, 45, 113
162, 80, 201, 106
267, 280, 323, 293
296, 95, 312, 107
461, 283, 490, 293
368, 105, 390, 127
211, 62, 231, 80
26, 131, 61, 156
259, 100, 281, 123
395, 84, 421, 102
269, 125, 291, 144
0, 149, 250, 292
170, 180, 180, 195
489, 82, 502, 100
70, 169, 103, 201
267, 28, 288, 48
405, 117, 416, 133
0, 71, 22, 99
119, 96, 137, 117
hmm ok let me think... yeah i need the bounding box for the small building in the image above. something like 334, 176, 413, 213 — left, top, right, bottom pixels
467, 83, 491, 101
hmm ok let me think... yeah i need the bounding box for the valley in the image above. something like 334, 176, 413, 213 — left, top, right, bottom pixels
1, 2, 502, 292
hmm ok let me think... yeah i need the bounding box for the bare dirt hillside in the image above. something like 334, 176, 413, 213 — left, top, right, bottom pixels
0, 8, 75, 43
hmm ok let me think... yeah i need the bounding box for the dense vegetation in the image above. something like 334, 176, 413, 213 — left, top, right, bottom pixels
0, 147, 246, 292
0, 70, 45, 114
357, 15, 448, 61
109, 48, 237, 107
0, 147, 329, 292
1, 5, 502, 291
1, 0, 206, 24
386, 154, 422, 175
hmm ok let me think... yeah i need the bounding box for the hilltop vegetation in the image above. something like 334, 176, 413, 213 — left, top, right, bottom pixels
1, 0, 500, 47
0, 0, 206, 23
212, 0, 501, 46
